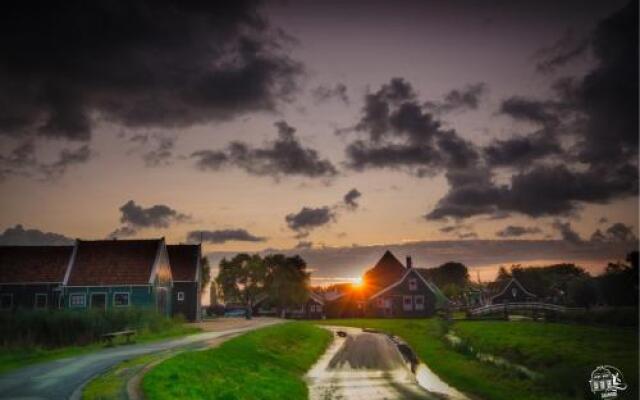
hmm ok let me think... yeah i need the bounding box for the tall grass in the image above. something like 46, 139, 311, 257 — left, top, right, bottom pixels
0, 309, 185, 348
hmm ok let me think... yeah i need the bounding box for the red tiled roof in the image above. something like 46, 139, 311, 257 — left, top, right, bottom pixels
0, 246, 73, 283
362, 250, 406, 293
67, 239, 161, 286
167, 244, 200, 282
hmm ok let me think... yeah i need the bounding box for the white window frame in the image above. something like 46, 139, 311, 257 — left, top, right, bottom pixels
403, 295, 413, 311
69, 293, 86, 308
408, 278, 418, 291
34, 293, 48, 309
177, 291, 185, 302
0, 293, 13, 310
383, 298, 392, 310
113, 292, 130, 307
90, 292, 108, 310
414, 295, 425, 310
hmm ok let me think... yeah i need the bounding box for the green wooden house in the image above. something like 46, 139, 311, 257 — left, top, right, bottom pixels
62, 238, 173, 315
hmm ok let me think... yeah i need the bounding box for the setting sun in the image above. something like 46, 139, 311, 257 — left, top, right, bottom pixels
352, 276, 364, 288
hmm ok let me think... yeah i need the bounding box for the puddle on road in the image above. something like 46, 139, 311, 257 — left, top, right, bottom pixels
307, 326, 469, 400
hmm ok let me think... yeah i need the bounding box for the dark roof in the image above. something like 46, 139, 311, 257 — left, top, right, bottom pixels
67, 239, 161, 286
363, 250, 406, 292
0, 246, 73, 283
167, 244, 200, 282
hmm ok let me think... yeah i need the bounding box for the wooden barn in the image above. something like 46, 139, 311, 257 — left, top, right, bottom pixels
0, 246, 73, 311
489, 277, 537, 304
167, 244, 202, 322
62, 239, 173, 315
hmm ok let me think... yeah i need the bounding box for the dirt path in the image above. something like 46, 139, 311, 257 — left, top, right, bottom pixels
306, 326, 437, 400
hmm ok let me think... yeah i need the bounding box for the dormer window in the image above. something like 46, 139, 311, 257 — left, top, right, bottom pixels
409, 278, 417, 291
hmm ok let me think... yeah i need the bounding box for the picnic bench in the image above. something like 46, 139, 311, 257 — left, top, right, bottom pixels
101, 329, 137, 346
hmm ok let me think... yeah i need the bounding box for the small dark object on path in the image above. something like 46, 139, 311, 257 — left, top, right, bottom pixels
336, 330, 348, 337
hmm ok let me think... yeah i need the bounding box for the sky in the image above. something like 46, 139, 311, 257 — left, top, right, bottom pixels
0, 0, 637, 285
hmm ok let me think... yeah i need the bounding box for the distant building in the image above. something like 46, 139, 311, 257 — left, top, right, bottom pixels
62, 239, 173, 316
489, 277, 537, 304
325, 250, 449, 318
168, 244, 202, 322
253, 290, 325, 319
0, 246, 73, 311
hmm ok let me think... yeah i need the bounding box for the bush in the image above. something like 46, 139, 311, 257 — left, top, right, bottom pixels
0, 308, 181, 348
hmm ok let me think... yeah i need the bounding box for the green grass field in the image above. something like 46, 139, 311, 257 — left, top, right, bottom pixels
0, 324, 200, 375
318, 318, 638, 400
143, 322, 332, 400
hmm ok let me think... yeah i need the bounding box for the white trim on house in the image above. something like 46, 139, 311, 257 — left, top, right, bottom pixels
369, 268, 439, 300
62, 240, 79, 285
89, 292, 108, 309
414, 295, 425, 310
34, 293, 48, 309
402, 295, 413, 311
489, 278, 537, 303
309, 291, 325, 305
69, 293, 86, 308
113, 292, 130, 307
0, 293, 13, 310
177, 291, 185, 302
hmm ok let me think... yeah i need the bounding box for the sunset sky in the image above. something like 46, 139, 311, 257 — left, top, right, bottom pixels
0, 0, 637, 284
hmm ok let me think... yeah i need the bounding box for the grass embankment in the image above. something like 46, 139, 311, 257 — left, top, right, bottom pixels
143, 322, 332, 400
0, 309, 199, 374
318, 318, 638, 400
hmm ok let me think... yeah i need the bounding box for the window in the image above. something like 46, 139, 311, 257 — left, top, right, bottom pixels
377, 298, 384, 307
35, 293, 47, 309
70, 293, 86, 307
1, 293, 13, 310
403, 295, 413, 311
408, 278, 417, 291
177, 291, 185, 302
91, 293, 107, 309
414, 295, 425, 310
113, 292, 130, 307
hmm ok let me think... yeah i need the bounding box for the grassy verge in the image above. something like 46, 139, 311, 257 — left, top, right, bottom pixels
317, 318, 638, 400
143, 322, 332, 400
0, 324, 200, 375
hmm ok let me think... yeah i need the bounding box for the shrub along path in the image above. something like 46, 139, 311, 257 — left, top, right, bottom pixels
0, 318, 281, 400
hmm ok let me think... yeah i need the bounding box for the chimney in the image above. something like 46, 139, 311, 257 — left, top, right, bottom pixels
406, 256, 412, 269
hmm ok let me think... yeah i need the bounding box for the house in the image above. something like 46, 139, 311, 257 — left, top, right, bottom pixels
0, 246, 73, 311
253, 290, 325, 319
324, 250, 449, 318
489, 277, 537, 304
62, 239, 173, 315
167, 244, 202, 322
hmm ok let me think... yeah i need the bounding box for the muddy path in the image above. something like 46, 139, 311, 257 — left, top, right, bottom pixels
306, 326, 468, 400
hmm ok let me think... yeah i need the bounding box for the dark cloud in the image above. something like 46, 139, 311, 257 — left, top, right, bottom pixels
0, 224, 74, 245
427, 164, 637, 220
344, 78, 479, 177
483, 130, 562, 167
1, 142, 92, 180
285, 206, 335, 238
424, 83, 487, 114
535, 29, 589, 74
439, 223, 476, 239
552, 220, 582, 244
191, 120, 337, 179
598, 217, 608, 224
496, 225, 542, 238
142, 136, 175, 167
591, 222, 637, 242
499, 97, 562, 127
295, 241, 313, 249
312, 83, 349, 104
0, 1, 302, 141
343, 188, 362, 209
110, 200, 189, 238
187, 229, 265, 244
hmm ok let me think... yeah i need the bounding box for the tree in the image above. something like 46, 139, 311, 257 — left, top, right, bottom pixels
424, 262, 469, 288
215, 254, 267, 314
567, 277, 598, 308
597, 251, 639, 306
442, 283, 462, 300
264, 254, 310, 317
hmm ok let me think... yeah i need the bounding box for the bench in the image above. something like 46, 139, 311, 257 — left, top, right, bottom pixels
101, 330, 137, 346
